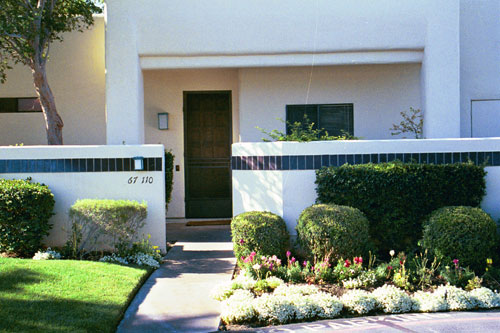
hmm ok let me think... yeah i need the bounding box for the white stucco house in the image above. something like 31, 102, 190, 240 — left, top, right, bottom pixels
1, 0, 500, 235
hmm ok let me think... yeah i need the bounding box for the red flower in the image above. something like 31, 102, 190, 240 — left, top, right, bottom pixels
354, 257, 363, 265
387, 265, 393, 271
344, 259, 351, 268
239, 239, 245, 244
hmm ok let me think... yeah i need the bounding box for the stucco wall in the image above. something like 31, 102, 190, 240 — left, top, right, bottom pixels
0, 17, 105, 146
233, 139, 500, 235
238, 64, 422, 142
0, 145, 166, 251
121, 0, 427, 56
143, 69, 240, 218
460, 1, 500, 137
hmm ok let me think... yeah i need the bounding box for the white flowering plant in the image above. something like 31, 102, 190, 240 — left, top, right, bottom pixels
341, 289, 378, 314
373, 284, 414, 313
99, 252, 160, 269
32, 248, 62, 260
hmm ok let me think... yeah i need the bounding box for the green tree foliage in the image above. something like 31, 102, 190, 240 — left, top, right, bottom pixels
0, 0, 102, 144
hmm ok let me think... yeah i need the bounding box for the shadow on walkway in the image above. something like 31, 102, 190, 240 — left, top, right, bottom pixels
117, 223, 235, 333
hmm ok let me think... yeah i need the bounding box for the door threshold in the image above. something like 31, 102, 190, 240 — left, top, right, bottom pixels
166, 218, 231, 226
186, 219, 231, 226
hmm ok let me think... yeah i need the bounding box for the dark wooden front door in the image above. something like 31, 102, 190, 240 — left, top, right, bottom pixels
184, 91, 232, 218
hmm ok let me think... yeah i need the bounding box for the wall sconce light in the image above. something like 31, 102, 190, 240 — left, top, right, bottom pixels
158, 113, 169, 130
133, 156, 144, 171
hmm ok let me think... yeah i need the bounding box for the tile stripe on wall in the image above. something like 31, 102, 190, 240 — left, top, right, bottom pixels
231, 151, 500, 171
0, 157, 162, 174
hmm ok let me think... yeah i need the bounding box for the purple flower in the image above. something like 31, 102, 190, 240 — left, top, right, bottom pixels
269, 263, 274, 271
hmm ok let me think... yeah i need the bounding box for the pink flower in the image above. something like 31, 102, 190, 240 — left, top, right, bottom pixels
354, 257, 363, 265
276, 259, 281, 265
344, 259, 351, 268
243, 256, 251, 263
239, 239, 245, 244
453, 259, 459, 268
250, 251, 256, 257
241, 256, 245, 261
286, 250, 291, 257
303, 261, 308, 267
291, 257, 296, 264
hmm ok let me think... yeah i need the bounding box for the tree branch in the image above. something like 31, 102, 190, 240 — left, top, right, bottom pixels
0, 33, 24, 39
0, 36, 30, 64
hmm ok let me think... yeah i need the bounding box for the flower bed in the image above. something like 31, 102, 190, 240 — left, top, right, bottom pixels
213, 273, 500, 327
213, 249, 500, 328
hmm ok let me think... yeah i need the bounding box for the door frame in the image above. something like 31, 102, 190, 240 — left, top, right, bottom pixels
183, 90, 233, 218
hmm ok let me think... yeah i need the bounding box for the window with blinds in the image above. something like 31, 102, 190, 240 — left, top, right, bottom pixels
286, 103, 353, 137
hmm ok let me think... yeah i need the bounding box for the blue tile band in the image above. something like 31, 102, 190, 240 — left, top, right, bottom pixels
0, 157, 162, 174
231, 151, 500, 171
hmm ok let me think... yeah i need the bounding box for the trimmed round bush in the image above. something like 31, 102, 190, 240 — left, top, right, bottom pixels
232, 211, 289, 262
422, 206, 497, 272
0, 178, 55, 256
296, 204, 371, 262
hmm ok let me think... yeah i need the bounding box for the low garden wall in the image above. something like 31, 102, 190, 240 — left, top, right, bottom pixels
232, 138, 500, 235
0, 145, 166, 251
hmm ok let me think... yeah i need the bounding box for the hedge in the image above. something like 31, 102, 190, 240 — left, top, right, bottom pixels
0, 178, 55, 256
68, 199, 147, 254
316, 162, 486, 255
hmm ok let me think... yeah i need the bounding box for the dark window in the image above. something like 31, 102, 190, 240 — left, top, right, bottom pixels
286, 103, 353, 136
0, 98, 42, 113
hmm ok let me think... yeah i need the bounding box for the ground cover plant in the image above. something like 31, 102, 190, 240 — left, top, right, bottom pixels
0, 257, 151, 332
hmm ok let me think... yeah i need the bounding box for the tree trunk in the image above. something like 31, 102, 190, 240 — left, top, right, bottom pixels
31, 65, 64, 145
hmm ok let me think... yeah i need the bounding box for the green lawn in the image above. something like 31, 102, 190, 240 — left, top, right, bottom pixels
0, 258, 152, 333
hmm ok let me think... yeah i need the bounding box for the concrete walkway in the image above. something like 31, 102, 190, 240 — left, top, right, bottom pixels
117, 223, 235, 333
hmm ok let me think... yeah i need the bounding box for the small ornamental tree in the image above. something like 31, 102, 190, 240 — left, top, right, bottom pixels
0, 0, 102, 145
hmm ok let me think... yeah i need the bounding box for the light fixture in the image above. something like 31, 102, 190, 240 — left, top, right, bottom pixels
158, 112, 169, 130
133, 156, 144, 171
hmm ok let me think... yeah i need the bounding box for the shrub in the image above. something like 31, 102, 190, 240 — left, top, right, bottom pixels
316, 162, 486, 255
0, 178, 55, 256
296, 204, 370, 262
67, 199, 147, 256
164, 150, 174, 211
232, 211, 289, 264
422, 206, 497, 272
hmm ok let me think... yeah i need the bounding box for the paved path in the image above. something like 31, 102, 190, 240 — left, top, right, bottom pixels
117, 223, 235, 333
249, 310, 500, 333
